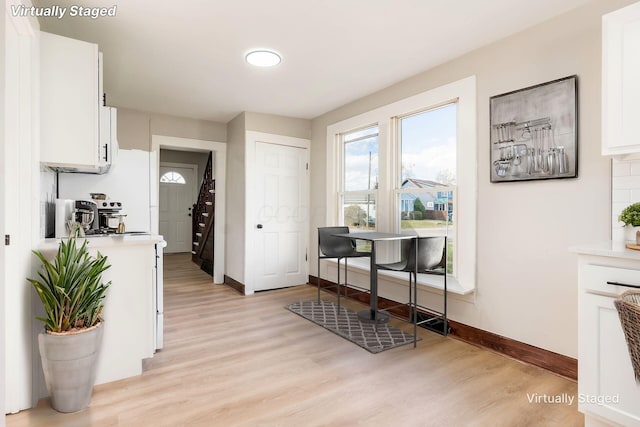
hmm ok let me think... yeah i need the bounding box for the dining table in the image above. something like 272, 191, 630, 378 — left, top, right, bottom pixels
331, 231, 415, 323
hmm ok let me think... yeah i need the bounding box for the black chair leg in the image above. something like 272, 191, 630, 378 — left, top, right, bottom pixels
345, 258, 348, 300
337, 257, 341, 309
413, 271, 417, 348
317, 257, 321, 303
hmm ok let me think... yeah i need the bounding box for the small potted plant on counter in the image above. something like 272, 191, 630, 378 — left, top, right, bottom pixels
28, 233, 111, 413
619, 202, 640, 244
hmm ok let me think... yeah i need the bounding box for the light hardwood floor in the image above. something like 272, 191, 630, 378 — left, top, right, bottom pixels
7, 253, 583, 426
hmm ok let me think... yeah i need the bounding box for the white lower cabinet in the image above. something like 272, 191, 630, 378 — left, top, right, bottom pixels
578, 257, 640, 426
36, 237, 161, 388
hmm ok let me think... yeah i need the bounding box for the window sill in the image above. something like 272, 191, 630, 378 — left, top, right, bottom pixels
325, 258, 475, 296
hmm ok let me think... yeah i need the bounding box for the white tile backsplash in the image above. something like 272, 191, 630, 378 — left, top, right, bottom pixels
612, 175, 640, 189
629, 161, 640, 176
613, 160, 631, 177
612, 158, 640, 242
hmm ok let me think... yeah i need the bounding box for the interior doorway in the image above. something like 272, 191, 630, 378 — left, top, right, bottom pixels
159, 161, 198, 253
151, 136, 226, 284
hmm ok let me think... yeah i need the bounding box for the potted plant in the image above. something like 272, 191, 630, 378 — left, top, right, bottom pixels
619, 202, 640, 243
28, 234, 111, 413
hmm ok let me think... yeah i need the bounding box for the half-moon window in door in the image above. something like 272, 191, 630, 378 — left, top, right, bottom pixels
160, 171, 186, 184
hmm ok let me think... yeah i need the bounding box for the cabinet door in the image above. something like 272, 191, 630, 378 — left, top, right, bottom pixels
602, 2, 640, 155
579, 292, 640, 426
40, 32, 99, 168
98, 107, 113, 169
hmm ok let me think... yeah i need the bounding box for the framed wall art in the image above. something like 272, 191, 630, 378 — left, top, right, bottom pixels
489, 75, 578, 183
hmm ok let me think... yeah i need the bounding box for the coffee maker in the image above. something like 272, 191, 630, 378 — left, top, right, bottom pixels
95, 199, 125, 232
54, 199, 98, 238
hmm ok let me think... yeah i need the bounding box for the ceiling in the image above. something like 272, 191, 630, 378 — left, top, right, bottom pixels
34, 0, 594, 123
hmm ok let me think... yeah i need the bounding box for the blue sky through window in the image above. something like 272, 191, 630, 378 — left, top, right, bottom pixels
344, 126, 378, 191
343, 104, 456, 192
401, 103, 456, 184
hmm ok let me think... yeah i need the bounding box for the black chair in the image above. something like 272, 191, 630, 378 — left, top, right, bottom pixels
377, 236, 448, 346
317, 226, 370, 307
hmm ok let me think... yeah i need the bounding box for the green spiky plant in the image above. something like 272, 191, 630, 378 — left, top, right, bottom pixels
28, 235, 111, 334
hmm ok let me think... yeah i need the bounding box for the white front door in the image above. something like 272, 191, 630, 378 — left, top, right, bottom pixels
253, 142, 309, 291
159, 165, 196, 253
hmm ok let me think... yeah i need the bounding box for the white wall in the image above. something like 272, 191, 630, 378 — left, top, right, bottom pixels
310, 0, 637, 358
224, 113, 246, 284
58, 150, 152, 233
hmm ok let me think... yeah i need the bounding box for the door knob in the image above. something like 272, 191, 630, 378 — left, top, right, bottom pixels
256, 224, 263, 229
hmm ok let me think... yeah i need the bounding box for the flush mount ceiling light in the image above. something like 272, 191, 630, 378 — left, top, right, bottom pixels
245, 49, 282, 67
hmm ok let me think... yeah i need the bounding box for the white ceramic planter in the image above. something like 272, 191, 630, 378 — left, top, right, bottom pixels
38, 322, 104, 413
624, 225, 640, 243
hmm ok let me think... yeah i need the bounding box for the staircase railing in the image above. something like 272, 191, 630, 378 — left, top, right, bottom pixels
192, 152, 214, 264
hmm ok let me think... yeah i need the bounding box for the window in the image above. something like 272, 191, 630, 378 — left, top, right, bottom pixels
397, 103, 457, 274
326, 76, 477, 292
160, 171, 186, 184
340, 126, 378, 231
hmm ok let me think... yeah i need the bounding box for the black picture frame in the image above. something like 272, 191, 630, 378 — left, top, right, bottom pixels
489, 75, 578, 183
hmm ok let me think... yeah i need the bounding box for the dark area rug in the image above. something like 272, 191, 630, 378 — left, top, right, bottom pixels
287, 300, 418, 353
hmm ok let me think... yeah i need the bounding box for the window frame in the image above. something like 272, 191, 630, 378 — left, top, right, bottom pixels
325, 76, 477, 292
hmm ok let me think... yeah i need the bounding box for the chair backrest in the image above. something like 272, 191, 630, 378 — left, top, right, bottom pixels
406, 236, 446, 272
318, 226, 357, 257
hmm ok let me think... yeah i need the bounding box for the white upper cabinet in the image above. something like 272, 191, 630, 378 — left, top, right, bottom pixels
602, 2, 640, 156
99, 106, 118, 170
40, 32, 115, 173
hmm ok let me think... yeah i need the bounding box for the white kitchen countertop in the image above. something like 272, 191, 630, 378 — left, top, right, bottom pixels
39, 234, 165, 250
570, 240, 640, 260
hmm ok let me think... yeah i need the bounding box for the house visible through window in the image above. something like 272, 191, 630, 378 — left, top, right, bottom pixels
160, 171, 186, 184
